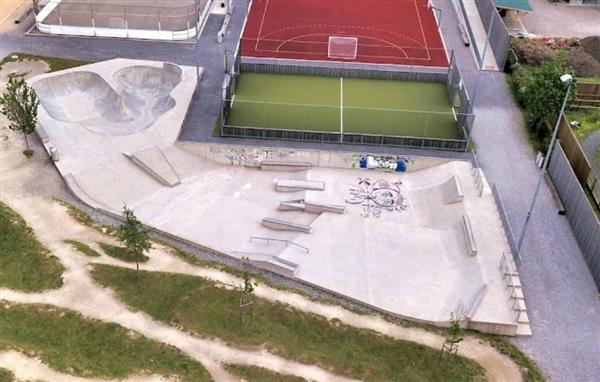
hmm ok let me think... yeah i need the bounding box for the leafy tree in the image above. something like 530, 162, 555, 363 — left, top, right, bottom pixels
117, 206, 151, 274
0, 76, 40, 156
239, 258, 258, 324
512, 55, 575, 147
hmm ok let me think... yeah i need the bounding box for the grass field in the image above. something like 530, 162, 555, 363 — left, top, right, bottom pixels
0, 303, 211, 381
0, 202, 64, 292
92, 264, 486, 382
227, 73, 459, 139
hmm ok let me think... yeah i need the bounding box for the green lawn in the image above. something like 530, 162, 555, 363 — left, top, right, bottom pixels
566, 108, 600, 140
65, 240, 101, 257
0, 202, 64, 291
0, 368, 13, 382
226, 365, 307, 382
0, 303, 211, 381
578, 77, 600, 85
98, 242, 149, 263
227, 73, 458, 138
92, 265, 486, 382
0, 53, 90, 73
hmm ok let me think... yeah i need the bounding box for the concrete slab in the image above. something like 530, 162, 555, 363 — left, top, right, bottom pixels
128, 146, 181, 187
30, 61, 524, 334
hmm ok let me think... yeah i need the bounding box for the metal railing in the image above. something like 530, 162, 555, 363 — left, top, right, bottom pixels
249, 236, 309, 253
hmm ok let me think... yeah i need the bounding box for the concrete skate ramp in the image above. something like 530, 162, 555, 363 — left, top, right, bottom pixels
33, 63, 182, 136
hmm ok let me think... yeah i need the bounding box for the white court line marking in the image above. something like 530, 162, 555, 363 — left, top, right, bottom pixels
274, 33, 409, 59
414, 0, 432, 60
255, 0, 270, 51
452, 107, 457, 121
340, 77, 344, 137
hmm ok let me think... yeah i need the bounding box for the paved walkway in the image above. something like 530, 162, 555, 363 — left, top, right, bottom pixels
2, 1, 600, 380
522, 0, 600, 37
582, 130, 600, 173
434, 1, 600, 381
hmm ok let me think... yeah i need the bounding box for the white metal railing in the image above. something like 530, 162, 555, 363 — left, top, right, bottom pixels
249, 236, 309, 253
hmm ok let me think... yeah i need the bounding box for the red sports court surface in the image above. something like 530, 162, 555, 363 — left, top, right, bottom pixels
241, 0, 449, 67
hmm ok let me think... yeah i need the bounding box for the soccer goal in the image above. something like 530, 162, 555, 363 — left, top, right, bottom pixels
328, 36, 358, 60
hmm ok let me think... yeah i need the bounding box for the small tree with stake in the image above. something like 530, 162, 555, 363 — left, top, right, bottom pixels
118, 205, 151, 275
239, 258, 258, 324
440, 313, 463, 361
0, 76, 39, 157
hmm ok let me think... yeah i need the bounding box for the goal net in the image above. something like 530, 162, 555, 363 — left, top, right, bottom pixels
328, 36, 358, 60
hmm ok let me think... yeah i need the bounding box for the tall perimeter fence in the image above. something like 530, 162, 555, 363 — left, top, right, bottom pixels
220, 43, 474, 152
457, 0, 510, 70
548, 142, 600, 290
474, 0, 510, 69
35, 0, 211, 40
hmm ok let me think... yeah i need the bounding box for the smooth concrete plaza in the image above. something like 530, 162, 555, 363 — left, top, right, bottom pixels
30, 59, 529, 336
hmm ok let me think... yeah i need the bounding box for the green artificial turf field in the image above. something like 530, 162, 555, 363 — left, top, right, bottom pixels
226, 73, 459, 139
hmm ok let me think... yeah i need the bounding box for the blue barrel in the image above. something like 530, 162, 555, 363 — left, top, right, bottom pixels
395, 160, 407, 172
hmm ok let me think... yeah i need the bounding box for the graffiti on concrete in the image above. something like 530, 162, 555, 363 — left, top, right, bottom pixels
225, 147, 294, 165
346, 178, 408, 218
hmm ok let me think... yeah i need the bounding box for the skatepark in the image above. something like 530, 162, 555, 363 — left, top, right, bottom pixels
27, 59, 529, 336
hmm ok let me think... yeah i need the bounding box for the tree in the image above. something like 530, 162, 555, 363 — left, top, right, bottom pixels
512, 55, 575, 148
239, 258, 258, 324
0, 76, 40, 156
440, 313, 463, 360
117, 206, 151, 275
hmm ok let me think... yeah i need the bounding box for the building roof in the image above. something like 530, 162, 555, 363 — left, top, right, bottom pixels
494, 0, 534, 12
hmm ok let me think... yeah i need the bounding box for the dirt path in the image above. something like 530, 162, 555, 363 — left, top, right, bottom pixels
0, 60, 523, 382
0, 199, 357, 382
0, 350, 174, 382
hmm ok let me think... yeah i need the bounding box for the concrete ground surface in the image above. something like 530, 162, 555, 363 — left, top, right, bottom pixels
0, 80, 523, 381
521, 0, 600, 37
0, 0, 30, 34
29, 58, 526, 334
1, 0, 599, 380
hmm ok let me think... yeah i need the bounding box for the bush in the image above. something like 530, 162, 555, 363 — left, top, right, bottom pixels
511, 56, 575, 149
581, 36, 600, 62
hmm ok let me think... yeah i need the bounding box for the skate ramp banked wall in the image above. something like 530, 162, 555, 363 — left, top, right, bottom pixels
33, 63, 182, 136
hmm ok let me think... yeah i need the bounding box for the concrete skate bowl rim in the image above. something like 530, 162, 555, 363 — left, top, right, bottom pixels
33, 64, 183, 136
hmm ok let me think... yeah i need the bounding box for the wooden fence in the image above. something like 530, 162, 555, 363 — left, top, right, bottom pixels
573, 82, 600, 108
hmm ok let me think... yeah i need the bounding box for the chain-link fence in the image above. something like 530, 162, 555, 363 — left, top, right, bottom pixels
36, 0, 210, 40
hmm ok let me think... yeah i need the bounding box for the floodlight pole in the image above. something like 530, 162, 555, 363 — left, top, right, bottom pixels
516, 80, 573, 253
